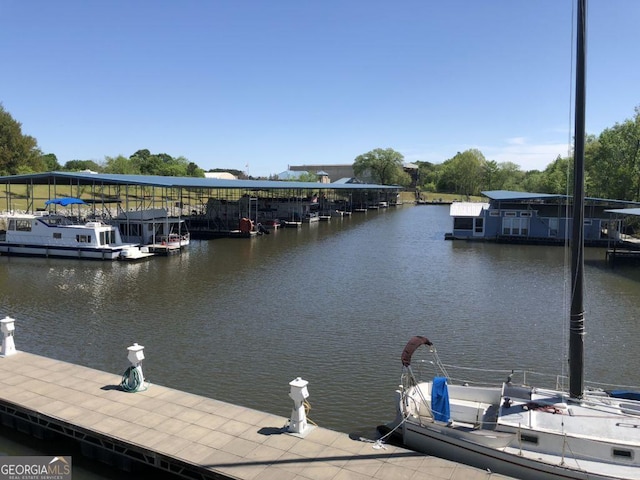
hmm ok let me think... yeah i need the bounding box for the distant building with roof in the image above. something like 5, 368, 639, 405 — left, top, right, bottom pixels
289, 164, 355, 183
205, 172, 237, 180
316, 171, 330, 184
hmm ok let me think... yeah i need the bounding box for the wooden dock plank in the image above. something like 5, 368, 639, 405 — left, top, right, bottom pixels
0, 351, 512, 479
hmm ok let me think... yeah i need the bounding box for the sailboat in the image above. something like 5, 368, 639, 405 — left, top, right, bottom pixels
385, 1, 640, 479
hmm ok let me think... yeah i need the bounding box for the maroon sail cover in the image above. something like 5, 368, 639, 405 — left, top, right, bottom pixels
401, 336, 432, 366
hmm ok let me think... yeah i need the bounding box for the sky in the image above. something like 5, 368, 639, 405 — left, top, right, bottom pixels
1, 1, 639, 178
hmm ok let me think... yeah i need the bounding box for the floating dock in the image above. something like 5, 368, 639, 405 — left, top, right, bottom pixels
0, 351, 513, 479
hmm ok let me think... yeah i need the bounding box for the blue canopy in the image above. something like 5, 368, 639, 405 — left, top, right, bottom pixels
45, 197, 86, 207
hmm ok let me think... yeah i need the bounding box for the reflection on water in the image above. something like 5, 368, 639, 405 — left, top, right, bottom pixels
2, 205, 640, 477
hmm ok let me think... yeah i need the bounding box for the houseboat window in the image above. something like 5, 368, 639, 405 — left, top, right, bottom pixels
15, 220, 32, 232
453, 218, 474, 231
504, 211, 517, 217
474, 218, 484, 233
53, 233, 62, 239
101, 231, 116, 245
520, 212, 532, 217
612, 449, 633, 460
76, 235, 91, 243
548, 218, 558, 237
584, 219, 592, 226
489, 210, 500, 216
502, 217, 529, 236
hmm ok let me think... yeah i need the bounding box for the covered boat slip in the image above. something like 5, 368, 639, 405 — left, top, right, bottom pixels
0, 172, 400, 237
604, 207, 640, 262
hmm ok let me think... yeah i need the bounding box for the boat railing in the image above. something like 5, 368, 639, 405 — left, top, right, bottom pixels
410, 359, 640, 395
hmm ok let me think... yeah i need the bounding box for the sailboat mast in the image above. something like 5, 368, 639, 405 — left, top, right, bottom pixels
569, 0, 587, 400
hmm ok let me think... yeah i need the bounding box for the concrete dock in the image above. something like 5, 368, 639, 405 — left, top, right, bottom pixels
0, 351, 512, 479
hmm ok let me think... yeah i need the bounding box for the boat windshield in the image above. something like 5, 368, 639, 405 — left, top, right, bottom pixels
39, 215, 75, 226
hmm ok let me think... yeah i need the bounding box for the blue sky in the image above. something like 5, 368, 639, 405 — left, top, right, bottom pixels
1, 1, 638, 178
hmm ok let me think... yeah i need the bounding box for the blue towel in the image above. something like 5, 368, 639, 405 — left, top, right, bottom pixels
431, 377, 451, 422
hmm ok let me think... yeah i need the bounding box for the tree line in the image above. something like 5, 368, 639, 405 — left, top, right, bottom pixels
0, 104, 207, 179
353, 106, 640, 202
2, 103, 640, 201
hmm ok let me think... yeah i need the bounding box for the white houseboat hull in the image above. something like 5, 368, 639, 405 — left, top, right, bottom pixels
0, 213, 149, 261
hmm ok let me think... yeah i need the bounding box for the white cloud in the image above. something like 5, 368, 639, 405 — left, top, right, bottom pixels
486, 140, 571, 171
506, 137, 527, 146
402, 138, 571, 172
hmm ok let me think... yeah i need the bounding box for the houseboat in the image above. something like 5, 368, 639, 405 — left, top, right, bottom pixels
445, 190, 637, 246
0, 212, 150, 260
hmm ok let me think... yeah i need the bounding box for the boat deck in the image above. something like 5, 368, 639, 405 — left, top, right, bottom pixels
146, 243, 183, 255
0, 351, 511, 480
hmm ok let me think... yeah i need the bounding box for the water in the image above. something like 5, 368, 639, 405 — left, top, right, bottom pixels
2, 205, 640, 478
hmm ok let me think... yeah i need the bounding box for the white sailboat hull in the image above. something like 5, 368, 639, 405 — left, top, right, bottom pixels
393, 380, 640, 480
403, 420, 635, 480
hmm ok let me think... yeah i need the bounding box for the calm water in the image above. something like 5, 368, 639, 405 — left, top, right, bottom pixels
2, 205, 640, 477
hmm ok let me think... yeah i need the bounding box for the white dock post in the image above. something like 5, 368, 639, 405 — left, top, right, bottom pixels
122, 343, 145, 392
288, 377, 312, 436
0, 316, 16, 357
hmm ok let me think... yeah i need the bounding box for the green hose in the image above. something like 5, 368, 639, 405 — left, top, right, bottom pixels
120, 366, 145, 392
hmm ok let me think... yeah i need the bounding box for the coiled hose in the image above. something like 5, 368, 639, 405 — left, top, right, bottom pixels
120, 366, 146, 392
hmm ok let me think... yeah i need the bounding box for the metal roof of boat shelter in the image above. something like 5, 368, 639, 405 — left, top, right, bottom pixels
482, 190, 564, 201
482, 190, 640, 206
0, 171, 400, 191
605, 208, 640, 216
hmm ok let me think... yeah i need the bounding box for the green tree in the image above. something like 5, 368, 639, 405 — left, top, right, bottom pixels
522, 169, 546, 193
353, 148, 406, 185
415, 161, 439, 192
160, 155, 190, 177
496, 162, 525, 191
438, 149, 485, 197
187, 162, 205, 177
128, 150, 196, 176
0, 104, 42, 175
482, 160, 500, 191
538, 155, 570, 194
280, 171, 318, 182
63, 159, 102, 172
587, 108, 640, 201
103, 155, 139, 174
130, 149, 160, 175
40, 153, 61, 171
